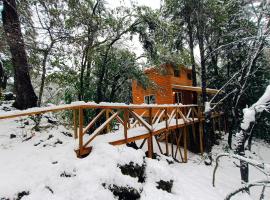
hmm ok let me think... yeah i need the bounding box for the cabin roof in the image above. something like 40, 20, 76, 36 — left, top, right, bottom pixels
172, 84, 220, 94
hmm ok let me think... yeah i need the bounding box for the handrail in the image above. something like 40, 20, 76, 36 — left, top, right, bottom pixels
0, 102, 199, 120
0, 101, 225, 162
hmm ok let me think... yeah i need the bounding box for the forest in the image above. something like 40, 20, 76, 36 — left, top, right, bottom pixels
0, 0, 270, 200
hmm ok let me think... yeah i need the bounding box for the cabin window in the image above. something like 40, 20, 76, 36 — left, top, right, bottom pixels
174, 92, 182, 104
144, 95, 156, 104
187, 72, 192, 80
174, 69, 180, 77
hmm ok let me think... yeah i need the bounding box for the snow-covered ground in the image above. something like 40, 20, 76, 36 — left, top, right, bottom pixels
0, 102, 269, 200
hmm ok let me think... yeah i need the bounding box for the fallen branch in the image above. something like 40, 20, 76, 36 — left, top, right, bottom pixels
224, 180, 270, 200
212, 153, 270, 187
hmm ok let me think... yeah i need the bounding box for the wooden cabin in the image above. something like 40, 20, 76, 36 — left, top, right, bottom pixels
132, 64, 218, 105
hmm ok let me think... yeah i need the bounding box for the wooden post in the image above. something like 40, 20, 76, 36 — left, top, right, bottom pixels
147, 108, 153, 158
124, 109, 128, 142
165, 108, 169, 155
73, 109, 78, 139
183, 126, 188, 162
199, 107, 204, 155
191, 108, 196, 142
106, 109, 110, 133
79, 107, 84, 156
171, 130, 174, 158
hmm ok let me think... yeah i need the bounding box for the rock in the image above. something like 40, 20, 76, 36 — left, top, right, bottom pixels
47, 135, 53, 140
156, 180, 173, 193
16, 191, 30, 200
61, 131, 72, 137
102, 184, 141, 200
2, 106, 11, 111
3, 92, 15, 101
60, 171, 76, 178
10, 134, 16, 139
126, 142, 139, 150
54, 139, 63, 145
118, 161, 146, 183
46, 117, 58, 125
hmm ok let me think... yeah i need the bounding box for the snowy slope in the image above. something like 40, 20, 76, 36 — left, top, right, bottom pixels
0, 102, 269, 200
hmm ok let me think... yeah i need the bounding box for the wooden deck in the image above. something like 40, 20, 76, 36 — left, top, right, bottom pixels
0, 102, 225, 162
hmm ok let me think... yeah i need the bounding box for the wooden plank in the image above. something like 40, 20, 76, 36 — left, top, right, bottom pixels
83, 111, 120, 148
124, 109, 128, 142
130, 111, 146, 128
0, 103, 199, 120
109, 109, 124, 126
83, 109, 105, 135
128, 109, 152, 132
139, 138, 147, 149
154, 135, 163, 154
111, 134, 151, 146
152, 109, 160, 124
153, 109, 165, 127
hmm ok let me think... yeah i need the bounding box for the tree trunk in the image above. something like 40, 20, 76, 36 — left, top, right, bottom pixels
37, 50, 49, 107
187, 16, 197, 87
2, 0, 37, 109
235, 129, 250, 189
196, 1, 212, 163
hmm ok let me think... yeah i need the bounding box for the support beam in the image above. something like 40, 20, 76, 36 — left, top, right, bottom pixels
147, 108, 153, 158
183, 126, 188, 163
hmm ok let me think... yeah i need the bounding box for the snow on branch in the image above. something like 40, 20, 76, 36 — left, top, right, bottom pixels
212, 153, 270, 187
224, 180, 270, 200
241, 85, 270, 130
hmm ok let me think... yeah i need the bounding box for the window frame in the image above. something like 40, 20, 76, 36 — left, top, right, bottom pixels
174, 69, 180, 77
144, 94, 156, 104
174, 92, 183, 104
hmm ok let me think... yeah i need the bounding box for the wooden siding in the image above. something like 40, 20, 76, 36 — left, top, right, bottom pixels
132, 64, 193, 106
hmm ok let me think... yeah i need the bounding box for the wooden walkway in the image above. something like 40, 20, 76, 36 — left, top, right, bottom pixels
0, 102, 225, 162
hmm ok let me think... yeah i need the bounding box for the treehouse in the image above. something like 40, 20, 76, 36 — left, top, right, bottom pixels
132, 64, 219, 106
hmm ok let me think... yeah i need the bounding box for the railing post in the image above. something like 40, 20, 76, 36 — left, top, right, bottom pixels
147, 108, 153, 158
79, 107, 84, 156
191, 107, 196, 143
106, 109, 110, 133
165, 108, 169, 155
73, 109, 78, 139
183, 126, 188, 162
198, 106, 204, 155
124, 109, 128, 142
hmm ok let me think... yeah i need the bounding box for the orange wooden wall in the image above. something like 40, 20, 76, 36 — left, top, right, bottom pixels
132, 64, 193, 105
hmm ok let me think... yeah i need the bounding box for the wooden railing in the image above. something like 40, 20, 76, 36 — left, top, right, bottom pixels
0, 102, 225, 162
